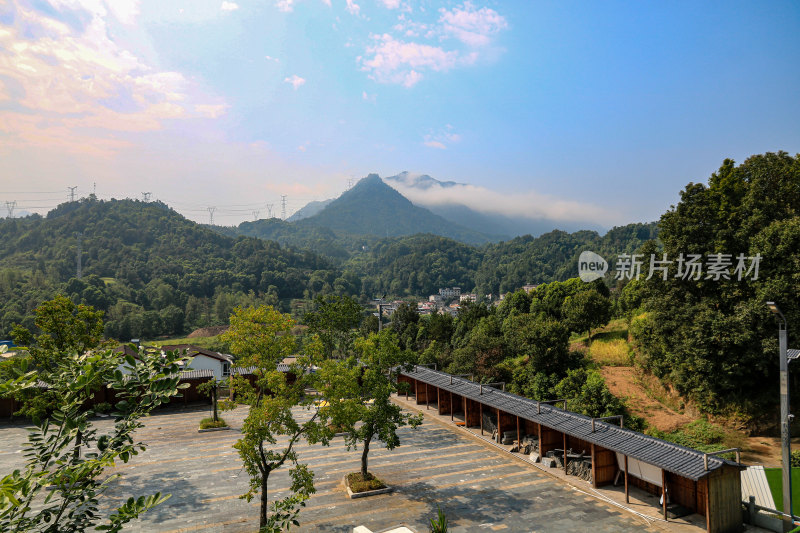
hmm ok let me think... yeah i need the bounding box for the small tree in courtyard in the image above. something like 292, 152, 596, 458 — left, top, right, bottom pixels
221, 305, 330, 532
0, 346, 188, 532
318, 330, 422, 488
197, 377, 234, 429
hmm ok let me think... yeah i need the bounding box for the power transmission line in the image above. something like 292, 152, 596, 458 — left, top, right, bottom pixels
142, 192, 152, 202
266, 204, 274, 218
68, 186, 77, 202
207, 206, 216, 225
281, 195, 287, 220
252, 210, 260, 221
5, 201, 16, 218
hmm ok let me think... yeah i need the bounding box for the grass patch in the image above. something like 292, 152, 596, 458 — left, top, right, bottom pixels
346, 472, 386, 493
764, 467, 800, 511
199, 417, 228, 429
152, 336, 221, 350
648, 419, 742, 454
588, 338, 631, 366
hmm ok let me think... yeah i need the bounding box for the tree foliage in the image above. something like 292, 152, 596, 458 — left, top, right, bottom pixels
317, 331, 422, 479
221, 306, 329, 531
0, 346, 188, 532
632, 152, 800, 413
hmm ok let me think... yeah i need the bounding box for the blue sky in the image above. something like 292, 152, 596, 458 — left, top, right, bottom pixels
0, 0, 799, 228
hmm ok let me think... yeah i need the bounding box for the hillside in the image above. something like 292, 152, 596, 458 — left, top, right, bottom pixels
298, 174, 500, 244
0, 197, 341, 340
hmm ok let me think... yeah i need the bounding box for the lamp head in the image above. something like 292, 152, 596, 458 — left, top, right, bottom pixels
767, 301, 780, 315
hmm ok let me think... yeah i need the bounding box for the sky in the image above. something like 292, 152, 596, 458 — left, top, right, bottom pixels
0, 0, 799, 228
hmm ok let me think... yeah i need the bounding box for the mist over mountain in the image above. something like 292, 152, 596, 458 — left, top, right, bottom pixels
383, 171, 609, 237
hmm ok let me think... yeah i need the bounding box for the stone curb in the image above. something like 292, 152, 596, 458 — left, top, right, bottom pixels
197, 426, 232, 433
343, 475, 394, 499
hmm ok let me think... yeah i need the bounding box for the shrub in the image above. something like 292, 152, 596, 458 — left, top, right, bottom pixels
199, 417, 228, 429
94, 401, 112, 413
346, 472, 386, 493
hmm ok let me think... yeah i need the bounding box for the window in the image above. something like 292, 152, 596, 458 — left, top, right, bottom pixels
222, 362, 230, 377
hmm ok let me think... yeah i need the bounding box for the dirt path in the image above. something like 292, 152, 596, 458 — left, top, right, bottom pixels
600, 366, 691, 433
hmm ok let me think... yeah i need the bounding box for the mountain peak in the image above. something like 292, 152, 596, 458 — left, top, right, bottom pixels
297, 173, 493, 244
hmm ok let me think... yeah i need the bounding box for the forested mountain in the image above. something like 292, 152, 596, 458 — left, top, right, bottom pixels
215, 218, 371, 262
0, 197, 346, 340
342, 223, 658, 297
286, 198, 334, 221
297, 174, 499, 244
0, 194, 657, 340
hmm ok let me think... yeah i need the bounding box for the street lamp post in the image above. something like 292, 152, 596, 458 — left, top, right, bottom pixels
768, 301, 793, 530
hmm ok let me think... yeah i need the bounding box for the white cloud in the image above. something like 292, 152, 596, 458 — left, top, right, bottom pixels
424, 140, 446, 149
345, 0, 360, 16
362, 91, 376, 103
0, 0, 226, 156
380, 0, 401, 8
284, 74, 306, 89
275, 0, 294, 12
195, 104, 229, 118
265, 55, 280, 62
220, 1, 239, 12
360, 3, 507, 87
439, 2, 507, 47
361, 34, 462, 87
423, 125, 461, 149
385, 175, 621, 226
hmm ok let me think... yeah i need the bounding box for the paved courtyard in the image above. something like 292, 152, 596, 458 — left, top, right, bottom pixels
0, 403, 658, 532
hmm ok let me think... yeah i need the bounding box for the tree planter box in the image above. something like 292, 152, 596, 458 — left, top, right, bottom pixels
197, 426, 231, 433
343, 475, 394, 499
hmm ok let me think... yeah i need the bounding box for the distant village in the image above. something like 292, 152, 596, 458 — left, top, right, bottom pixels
379, 284, 540, 318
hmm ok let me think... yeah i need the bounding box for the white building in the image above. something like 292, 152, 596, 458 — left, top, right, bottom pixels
438, 287, 461, 299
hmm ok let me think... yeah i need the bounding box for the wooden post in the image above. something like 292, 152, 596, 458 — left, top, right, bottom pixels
517, 416, 521, 452
426, 382, 429, 409
537, 423, 542, 455
480, 403, 484, 435
414, 379, 418, 402
624, 455, 629, 504
591, 443, 597, 488
497, 408, 501, 443
662, 469, 668, 521
463, 396, 468, 427
405, 378, 409, 400
704, 478, 710, 532
437, 387, 440, 414
450, 391, 454, 421
563, 432, 568, 474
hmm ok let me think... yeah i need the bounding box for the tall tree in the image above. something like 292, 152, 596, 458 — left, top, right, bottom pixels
221, 306, 329, 531
633, 152, 800, 413
561, 290, 612, 340
317, 330, 422, 480
303, 294, 363, 359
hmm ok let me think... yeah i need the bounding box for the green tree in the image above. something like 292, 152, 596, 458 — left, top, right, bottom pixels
634, 152, 800, 413
318, 331, 422, 480
0, 346, 188, 532
221, 306, 329, 531
561, 290, 612, 340
11, 295, 106, 373
303, 294, 363, 359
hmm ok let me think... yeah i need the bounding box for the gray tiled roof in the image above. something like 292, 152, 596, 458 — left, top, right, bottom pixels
401, 366, 743, 481
179, 369, 214, 380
